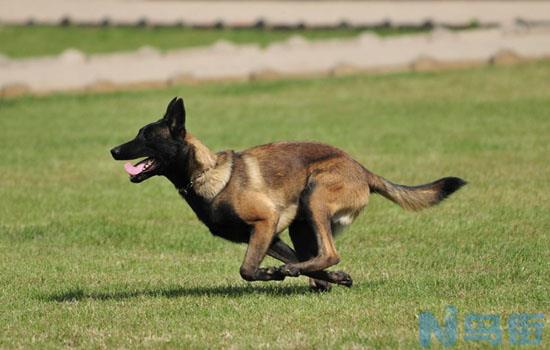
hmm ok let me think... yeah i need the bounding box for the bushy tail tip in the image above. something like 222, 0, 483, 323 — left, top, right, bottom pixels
369, 175, 467, 211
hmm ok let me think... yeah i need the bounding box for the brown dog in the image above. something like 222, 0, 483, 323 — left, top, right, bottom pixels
111, 97, 466, 290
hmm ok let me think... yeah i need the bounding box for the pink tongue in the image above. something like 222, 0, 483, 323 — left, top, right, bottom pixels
124, 162, 145, 176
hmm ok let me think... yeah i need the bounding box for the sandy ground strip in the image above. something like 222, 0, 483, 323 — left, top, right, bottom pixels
1, 1, 550, 28
1, 26, 549, 96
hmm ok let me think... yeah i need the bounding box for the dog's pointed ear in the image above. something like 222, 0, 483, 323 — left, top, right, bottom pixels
164, 97, 186, 136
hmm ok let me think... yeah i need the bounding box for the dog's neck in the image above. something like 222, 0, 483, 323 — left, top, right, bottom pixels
166, 132, 233, 201
184, 132, 217, 173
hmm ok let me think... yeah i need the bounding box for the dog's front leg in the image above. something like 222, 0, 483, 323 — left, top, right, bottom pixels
239, 219, 285, 282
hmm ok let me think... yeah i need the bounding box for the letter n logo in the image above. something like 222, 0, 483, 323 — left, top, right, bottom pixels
419, 306, 458, 347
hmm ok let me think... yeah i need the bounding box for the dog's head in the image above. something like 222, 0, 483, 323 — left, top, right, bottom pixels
110, 97, 188, 183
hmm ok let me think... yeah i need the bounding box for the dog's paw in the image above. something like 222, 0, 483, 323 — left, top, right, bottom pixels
309, 278, 332, 292
259, 267, 285, 280
332, 271, 353, 287
279, 264, 301, 277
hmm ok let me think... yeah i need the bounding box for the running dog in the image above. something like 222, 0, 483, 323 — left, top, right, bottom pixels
110, 97, 466, 290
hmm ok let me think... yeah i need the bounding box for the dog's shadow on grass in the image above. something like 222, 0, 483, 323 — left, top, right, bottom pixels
42, 284, 318, 302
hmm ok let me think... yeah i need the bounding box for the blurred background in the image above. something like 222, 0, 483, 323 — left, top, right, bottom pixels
1, 0, 550, 95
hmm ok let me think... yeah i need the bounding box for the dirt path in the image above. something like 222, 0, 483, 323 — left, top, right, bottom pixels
1, 0, 550, 28
2, 26, 549, 96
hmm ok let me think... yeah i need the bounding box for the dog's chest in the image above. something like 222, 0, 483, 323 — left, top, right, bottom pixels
209, 201, 252, 242
183, 193, 251, 243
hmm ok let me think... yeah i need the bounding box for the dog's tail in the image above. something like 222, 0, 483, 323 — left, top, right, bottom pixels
367, 172, 466, 211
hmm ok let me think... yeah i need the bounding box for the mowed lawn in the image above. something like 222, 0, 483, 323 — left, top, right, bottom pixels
1, 62, 549, 349
0, 25, 428, 58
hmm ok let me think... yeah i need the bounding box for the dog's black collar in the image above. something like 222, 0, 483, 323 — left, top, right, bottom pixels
178, 181, 194, 196
177, 170, 207, 196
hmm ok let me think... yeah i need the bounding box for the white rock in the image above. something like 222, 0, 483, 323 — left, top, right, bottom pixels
58, 48, 86, 64
285, 35, 309, 48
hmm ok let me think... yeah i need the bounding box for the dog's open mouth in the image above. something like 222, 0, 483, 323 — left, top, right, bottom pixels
124, 157, 160, 182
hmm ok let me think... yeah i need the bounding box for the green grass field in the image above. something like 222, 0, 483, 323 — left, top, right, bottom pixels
0, 25, 431, 58
1, 62, 549, 349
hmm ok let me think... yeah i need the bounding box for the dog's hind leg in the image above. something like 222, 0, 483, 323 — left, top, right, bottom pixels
288, 221, 351, 288
287, 222, 331, 291
237, 192, 349, 285
268, 237, 335, 290
277, 176, 353, 287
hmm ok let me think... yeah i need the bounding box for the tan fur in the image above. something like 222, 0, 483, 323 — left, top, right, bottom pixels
185, 133, 216, 170
242, 155, 265, 191
276, 204, 299, 233
367, 173, 452, 211
185, 133, 232, 201
192, 155, 233, 201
